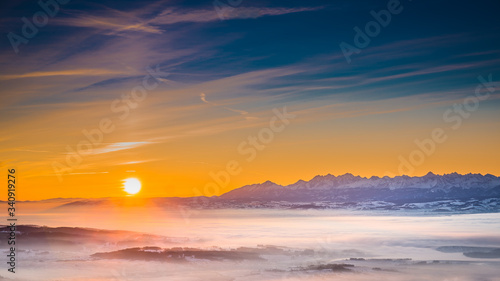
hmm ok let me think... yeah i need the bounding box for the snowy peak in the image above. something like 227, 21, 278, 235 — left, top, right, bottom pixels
221, 180, 282, 200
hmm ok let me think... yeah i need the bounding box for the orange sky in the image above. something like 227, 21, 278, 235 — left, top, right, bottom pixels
2, 95, 499, 200
1, 1, 500, 200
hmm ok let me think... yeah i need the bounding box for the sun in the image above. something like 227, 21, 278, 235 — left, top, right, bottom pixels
122, 178, 141, 195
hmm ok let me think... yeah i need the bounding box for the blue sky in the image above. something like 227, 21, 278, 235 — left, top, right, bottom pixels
2, 0, 500, 104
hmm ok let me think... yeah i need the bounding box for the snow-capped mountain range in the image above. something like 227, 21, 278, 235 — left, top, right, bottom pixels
220, 172, 500, 203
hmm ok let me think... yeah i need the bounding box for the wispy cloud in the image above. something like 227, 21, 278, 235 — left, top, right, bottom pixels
54, 14, 163, 35
199, 92, 210, 104
13, 149, 50, 153
0, 69, 133, 81
86, 142, 153, 155
200, 92, 256, 119
362, 60, 500, 84
54, 5, 324, 35
151, 6, 324, 25
65, 171, 109, 176
119, 160, 157, 165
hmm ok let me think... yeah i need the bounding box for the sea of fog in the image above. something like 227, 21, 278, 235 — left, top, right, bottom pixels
3, 206, 500, 280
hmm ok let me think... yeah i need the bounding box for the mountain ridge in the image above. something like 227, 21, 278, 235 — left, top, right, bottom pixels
220, 172, 500, 203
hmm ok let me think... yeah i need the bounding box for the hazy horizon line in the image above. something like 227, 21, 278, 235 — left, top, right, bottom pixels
10, 171, 499, 202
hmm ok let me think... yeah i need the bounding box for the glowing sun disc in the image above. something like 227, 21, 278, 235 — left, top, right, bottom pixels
122, 178, 141, 195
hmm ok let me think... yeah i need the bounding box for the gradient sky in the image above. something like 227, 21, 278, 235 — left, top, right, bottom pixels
1, 0, 499, 200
